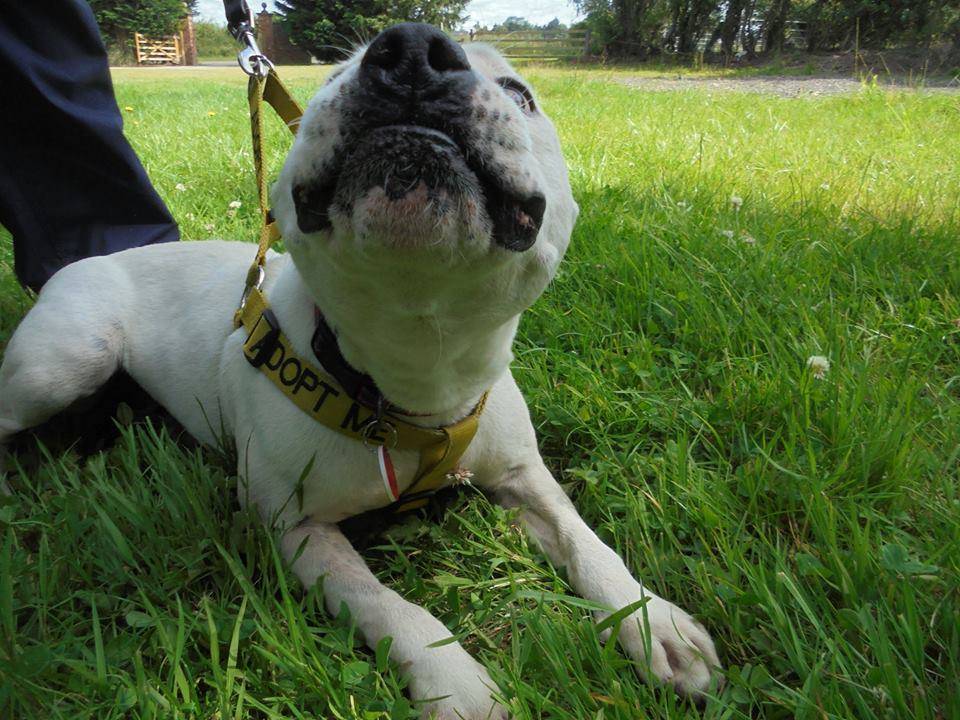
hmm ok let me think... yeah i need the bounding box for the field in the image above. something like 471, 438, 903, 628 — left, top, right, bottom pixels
2, 64, 960, 719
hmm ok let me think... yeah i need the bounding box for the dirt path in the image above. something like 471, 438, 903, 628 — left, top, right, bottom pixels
619, 75, 960, 97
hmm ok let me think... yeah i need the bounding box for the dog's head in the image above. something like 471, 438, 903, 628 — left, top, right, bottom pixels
272, 24, 577, 322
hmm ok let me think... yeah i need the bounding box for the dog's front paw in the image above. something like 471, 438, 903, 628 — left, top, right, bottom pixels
609, 592, 721, 698
410, 655, 508, 719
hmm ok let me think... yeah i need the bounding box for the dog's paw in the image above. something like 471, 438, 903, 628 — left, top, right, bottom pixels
421, 697, 509, 720
411, 657, 508, 720
606, 592, 721, 698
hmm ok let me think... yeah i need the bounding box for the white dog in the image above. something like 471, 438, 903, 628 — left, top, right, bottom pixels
0, 25, 719, 718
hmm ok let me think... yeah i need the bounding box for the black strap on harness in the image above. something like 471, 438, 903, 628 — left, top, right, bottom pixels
222, 0, 273, 76
311, 311, 385, 408
222, 0, 253, 38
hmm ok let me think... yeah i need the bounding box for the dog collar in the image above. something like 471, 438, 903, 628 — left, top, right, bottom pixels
311, 308, 428, 417
311, 307, 375, 403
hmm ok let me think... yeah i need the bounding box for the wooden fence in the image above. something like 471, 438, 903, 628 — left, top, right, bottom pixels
452, 29, 589, 59
134, 33, 183, 65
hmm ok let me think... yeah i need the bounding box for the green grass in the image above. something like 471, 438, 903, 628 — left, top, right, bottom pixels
2, 65, 960, 719
194, 20, 242, 62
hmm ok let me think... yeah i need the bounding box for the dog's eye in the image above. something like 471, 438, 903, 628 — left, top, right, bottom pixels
497, 78, 535, 114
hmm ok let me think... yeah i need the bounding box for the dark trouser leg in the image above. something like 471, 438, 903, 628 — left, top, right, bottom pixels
0, 0, 179, 293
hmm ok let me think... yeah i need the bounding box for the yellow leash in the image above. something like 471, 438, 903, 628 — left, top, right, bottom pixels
233, 69, 485, 513
234, 69, 299, 317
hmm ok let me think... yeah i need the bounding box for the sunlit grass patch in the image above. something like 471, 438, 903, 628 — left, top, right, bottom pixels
1, 66, 959, 719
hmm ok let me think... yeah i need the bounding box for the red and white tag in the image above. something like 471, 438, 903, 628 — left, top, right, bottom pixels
377, 445, 400, 502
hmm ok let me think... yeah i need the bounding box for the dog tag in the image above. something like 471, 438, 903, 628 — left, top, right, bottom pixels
377, 445, 400, 502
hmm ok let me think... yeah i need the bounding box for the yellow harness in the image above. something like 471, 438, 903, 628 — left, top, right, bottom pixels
233, 70, 485, 514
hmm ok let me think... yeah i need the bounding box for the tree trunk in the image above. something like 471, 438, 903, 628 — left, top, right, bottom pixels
740, 0, 758, 58
676, 0, 714, 54
614, 0, 645, 54
950, 22, 960, 66
705, 21, 723, 54
805, 0, 825, 51
677, 3, 695, 53
720, 0, 745, 58
664, 0, 681, 52
763, 0, 790, 54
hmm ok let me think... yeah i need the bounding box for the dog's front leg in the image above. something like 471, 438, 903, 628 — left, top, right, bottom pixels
490, 461, 720, 697
282, 522, 508, 719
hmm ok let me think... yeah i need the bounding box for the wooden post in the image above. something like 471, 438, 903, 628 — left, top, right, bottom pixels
180, 14, 197, 66
256, 6, 275, 59
256, 6, 311, 64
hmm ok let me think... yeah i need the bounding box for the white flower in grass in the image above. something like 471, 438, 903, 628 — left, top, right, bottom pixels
806, 355, 830, 379
740, 231, 756, 245
720, 229, 735, 239
730, 195, 743, 210
228, 200, 242, 209
204, 223, 215, 232
446, 467, 474, 485
175, 183, 187, 192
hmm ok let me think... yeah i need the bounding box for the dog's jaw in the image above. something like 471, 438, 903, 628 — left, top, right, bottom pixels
268, 43, 578, 418
274, 240, 524, 420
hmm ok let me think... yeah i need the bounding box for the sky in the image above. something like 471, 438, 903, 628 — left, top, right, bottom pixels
194, 0, 581, 29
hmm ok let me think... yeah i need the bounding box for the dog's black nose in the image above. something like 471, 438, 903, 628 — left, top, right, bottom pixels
360, 23, 470, 94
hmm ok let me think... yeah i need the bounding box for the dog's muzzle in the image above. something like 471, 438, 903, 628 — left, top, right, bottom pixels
291, 23, 547, 252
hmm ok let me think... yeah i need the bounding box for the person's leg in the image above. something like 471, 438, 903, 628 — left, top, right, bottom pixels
0, 0, 179, 293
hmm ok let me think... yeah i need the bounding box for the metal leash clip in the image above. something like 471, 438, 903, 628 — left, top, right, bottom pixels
238, 262, 265, 313
361, 395, 399, 450
226, 1, 274, 78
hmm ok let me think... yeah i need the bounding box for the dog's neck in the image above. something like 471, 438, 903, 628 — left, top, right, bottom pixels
269, 256, 518, 423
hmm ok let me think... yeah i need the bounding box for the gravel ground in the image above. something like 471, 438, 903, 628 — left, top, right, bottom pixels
619, 75, 960, 97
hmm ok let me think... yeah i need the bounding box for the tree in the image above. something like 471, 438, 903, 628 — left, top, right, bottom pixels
194, 19, 240, 58
667, 0, 719, 53
500, 16, 533, 31
576, 0, 959, 57
762, 0, 790, 53
576, 0, 675, 57
542, 18, 568, 38
719, 0, 746, 58
275, 0, 468, 61
89, 0, 196, 40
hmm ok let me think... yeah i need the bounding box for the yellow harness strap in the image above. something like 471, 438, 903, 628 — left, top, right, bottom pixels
234, 69, 486, 513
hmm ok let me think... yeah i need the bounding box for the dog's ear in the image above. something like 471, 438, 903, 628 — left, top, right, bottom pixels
292, 181, 335, 234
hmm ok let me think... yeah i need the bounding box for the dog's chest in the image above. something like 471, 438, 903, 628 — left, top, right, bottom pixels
243, 407, 429, 523
306, 442, 422, 520
222, 324, 484, 525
